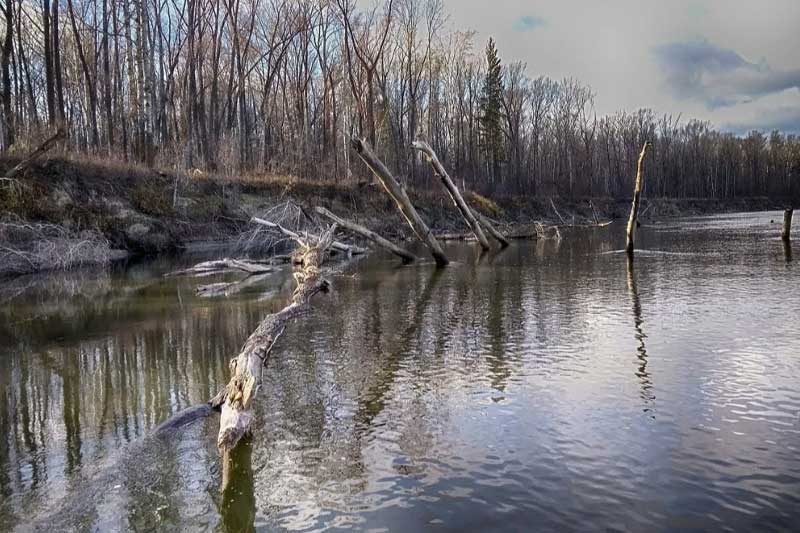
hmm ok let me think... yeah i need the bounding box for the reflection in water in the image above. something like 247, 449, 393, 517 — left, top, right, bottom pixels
1, 212, 800, 531
627, 256, 655, 415
221, 436, 256, 533
784, 239, 793, 263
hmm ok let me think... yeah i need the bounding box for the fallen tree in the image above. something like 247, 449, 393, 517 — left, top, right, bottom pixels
211, 225, 337, 453
626, 141, 652, 256
315, 206, 417, 263
412, 140, 491, 251
351, 137, 449, 267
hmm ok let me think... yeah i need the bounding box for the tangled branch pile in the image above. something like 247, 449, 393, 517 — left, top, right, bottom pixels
0, 219, 118, 277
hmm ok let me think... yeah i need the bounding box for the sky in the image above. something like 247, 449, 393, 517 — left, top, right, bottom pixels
442, 0, 800, 134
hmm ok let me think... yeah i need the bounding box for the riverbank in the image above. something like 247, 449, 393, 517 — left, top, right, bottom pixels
0, 155, 788, 278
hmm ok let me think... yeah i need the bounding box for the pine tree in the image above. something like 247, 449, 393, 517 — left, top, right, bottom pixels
480, 37, 504, 184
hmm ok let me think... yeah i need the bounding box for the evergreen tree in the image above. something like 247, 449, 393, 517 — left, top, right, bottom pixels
480, 37, 504, 184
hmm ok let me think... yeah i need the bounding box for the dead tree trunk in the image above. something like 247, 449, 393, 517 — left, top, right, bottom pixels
2, 129, 65, 182
471, 209, 510, 248
781, 208, 793, 241
212, 226, 336, 453
315, 206, 417, 263
626, 141, 651, 256
350, 137, 449, 267
412, 140, 491, 251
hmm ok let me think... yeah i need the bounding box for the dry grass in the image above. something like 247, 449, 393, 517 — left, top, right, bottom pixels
0, 218, 117, 277
466, 191, 503, 217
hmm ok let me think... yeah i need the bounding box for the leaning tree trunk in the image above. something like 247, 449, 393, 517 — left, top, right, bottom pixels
626, 141, 651, 256
350, 137, 449, 267
213, 227, 336, 453
412, 140, 491, 251
315, 206, 417, 263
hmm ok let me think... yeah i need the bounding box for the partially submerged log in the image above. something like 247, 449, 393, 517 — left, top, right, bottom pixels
471, 209, 510, 248
166, 258, 273, 278
781, 208, 793, 241
315, 206, 417, 263
251, 216, 366, 256
213, 226, 337, 453
626, 141, 652, 256
351, 137, 449, 267
412, 140, 491, 251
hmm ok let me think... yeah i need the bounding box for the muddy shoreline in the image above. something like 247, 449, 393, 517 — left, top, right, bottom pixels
0, 156, 789, 279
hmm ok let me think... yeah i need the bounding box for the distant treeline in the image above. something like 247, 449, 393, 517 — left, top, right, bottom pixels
1, 0, 798, 199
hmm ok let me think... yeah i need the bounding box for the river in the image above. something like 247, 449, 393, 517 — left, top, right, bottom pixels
1, 212, 798, 532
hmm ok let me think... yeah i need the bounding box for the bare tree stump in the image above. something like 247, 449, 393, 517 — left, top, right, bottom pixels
315, 206, 417, 263
781, 208, 793, 241
351, 137, 449, 266
412, 140, 491, 251
626, 141, 652, 256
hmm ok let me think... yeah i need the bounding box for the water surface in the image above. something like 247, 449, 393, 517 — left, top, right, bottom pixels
1, 212, 798, 531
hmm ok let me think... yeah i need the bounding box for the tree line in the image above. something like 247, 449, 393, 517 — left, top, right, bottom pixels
0, 0, 798, 199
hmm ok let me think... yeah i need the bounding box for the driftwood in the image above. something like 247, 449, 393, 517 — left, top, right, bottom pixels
251, 216, 365, 256
549, 198, 567, 225
1, 129, 65, 183
212, 225, 337, 453
315, 206, 417, 263
166, 258, 273, 278
782, 208, 793, 241
350, 137, 449, 267
626, 141, 651, 256
471, 209, 510, 248
435, 231, 476, 241
412, 140, 491, 251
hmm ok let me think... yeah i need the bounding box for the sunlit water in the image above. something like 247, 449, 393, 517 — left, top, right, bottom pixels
1, 212, 798, 532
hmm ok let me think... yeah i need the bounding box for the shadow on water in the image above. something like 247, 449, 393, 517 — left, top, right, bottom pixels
627, 256, 655, 415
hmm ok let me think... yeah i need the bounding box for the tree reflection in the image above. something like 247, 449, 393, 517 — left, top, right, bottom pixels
627, 256, 655, 415
221, 435, 256, 533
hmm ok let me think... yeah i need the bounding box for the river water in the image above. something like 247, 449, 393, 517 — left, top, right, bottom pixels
1, 212, 798, 532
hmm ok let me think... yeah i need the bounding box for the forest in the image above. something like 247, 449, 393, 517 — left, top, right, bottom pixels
1, 0, 798, 200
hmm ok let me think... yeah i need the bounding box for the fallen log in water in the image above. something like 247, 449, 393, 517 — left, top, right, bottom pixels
315, 206, 417, 263
626, 141, 652, 256
211, 225, 337, 454
350, 137, 449, 267
166, 258, 273, 278
412, 140, 491, 251
471, 209, 511, 248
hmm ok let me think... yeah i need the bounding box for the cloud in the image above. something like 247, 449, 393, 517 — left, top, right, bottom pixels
724, 106, 800, 135
652, 40, 800, 108
513, 15, 547, 32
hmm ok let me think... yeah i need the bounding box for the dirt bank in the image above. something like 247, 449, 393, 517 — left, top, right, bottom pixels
0, 155, 788, 278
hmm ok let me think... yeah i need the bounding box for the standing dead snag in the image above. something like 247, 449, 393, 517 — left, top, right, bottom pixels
350, 137, 449, 267
315, 206, 417, 263
781, 208, 793, 241
412, 140, 491, 251
626, 141, 652, 256
214, 226, 336, 454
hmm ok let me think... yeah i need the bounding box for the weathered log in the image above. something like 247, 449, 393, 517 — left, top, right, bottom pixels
435, 231, 476, 241
2, 129, 65, 182
781, 208, 793, 241
549, 198, 567, 225
250, 216, 366, 255
626, 141, 652, 256
412, 140, 491, 251
315, 206, 417, 263
471, 209, 510, 248
165, 258, 273, 278
350, 137, 449, 267
215, 226, 336, 453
